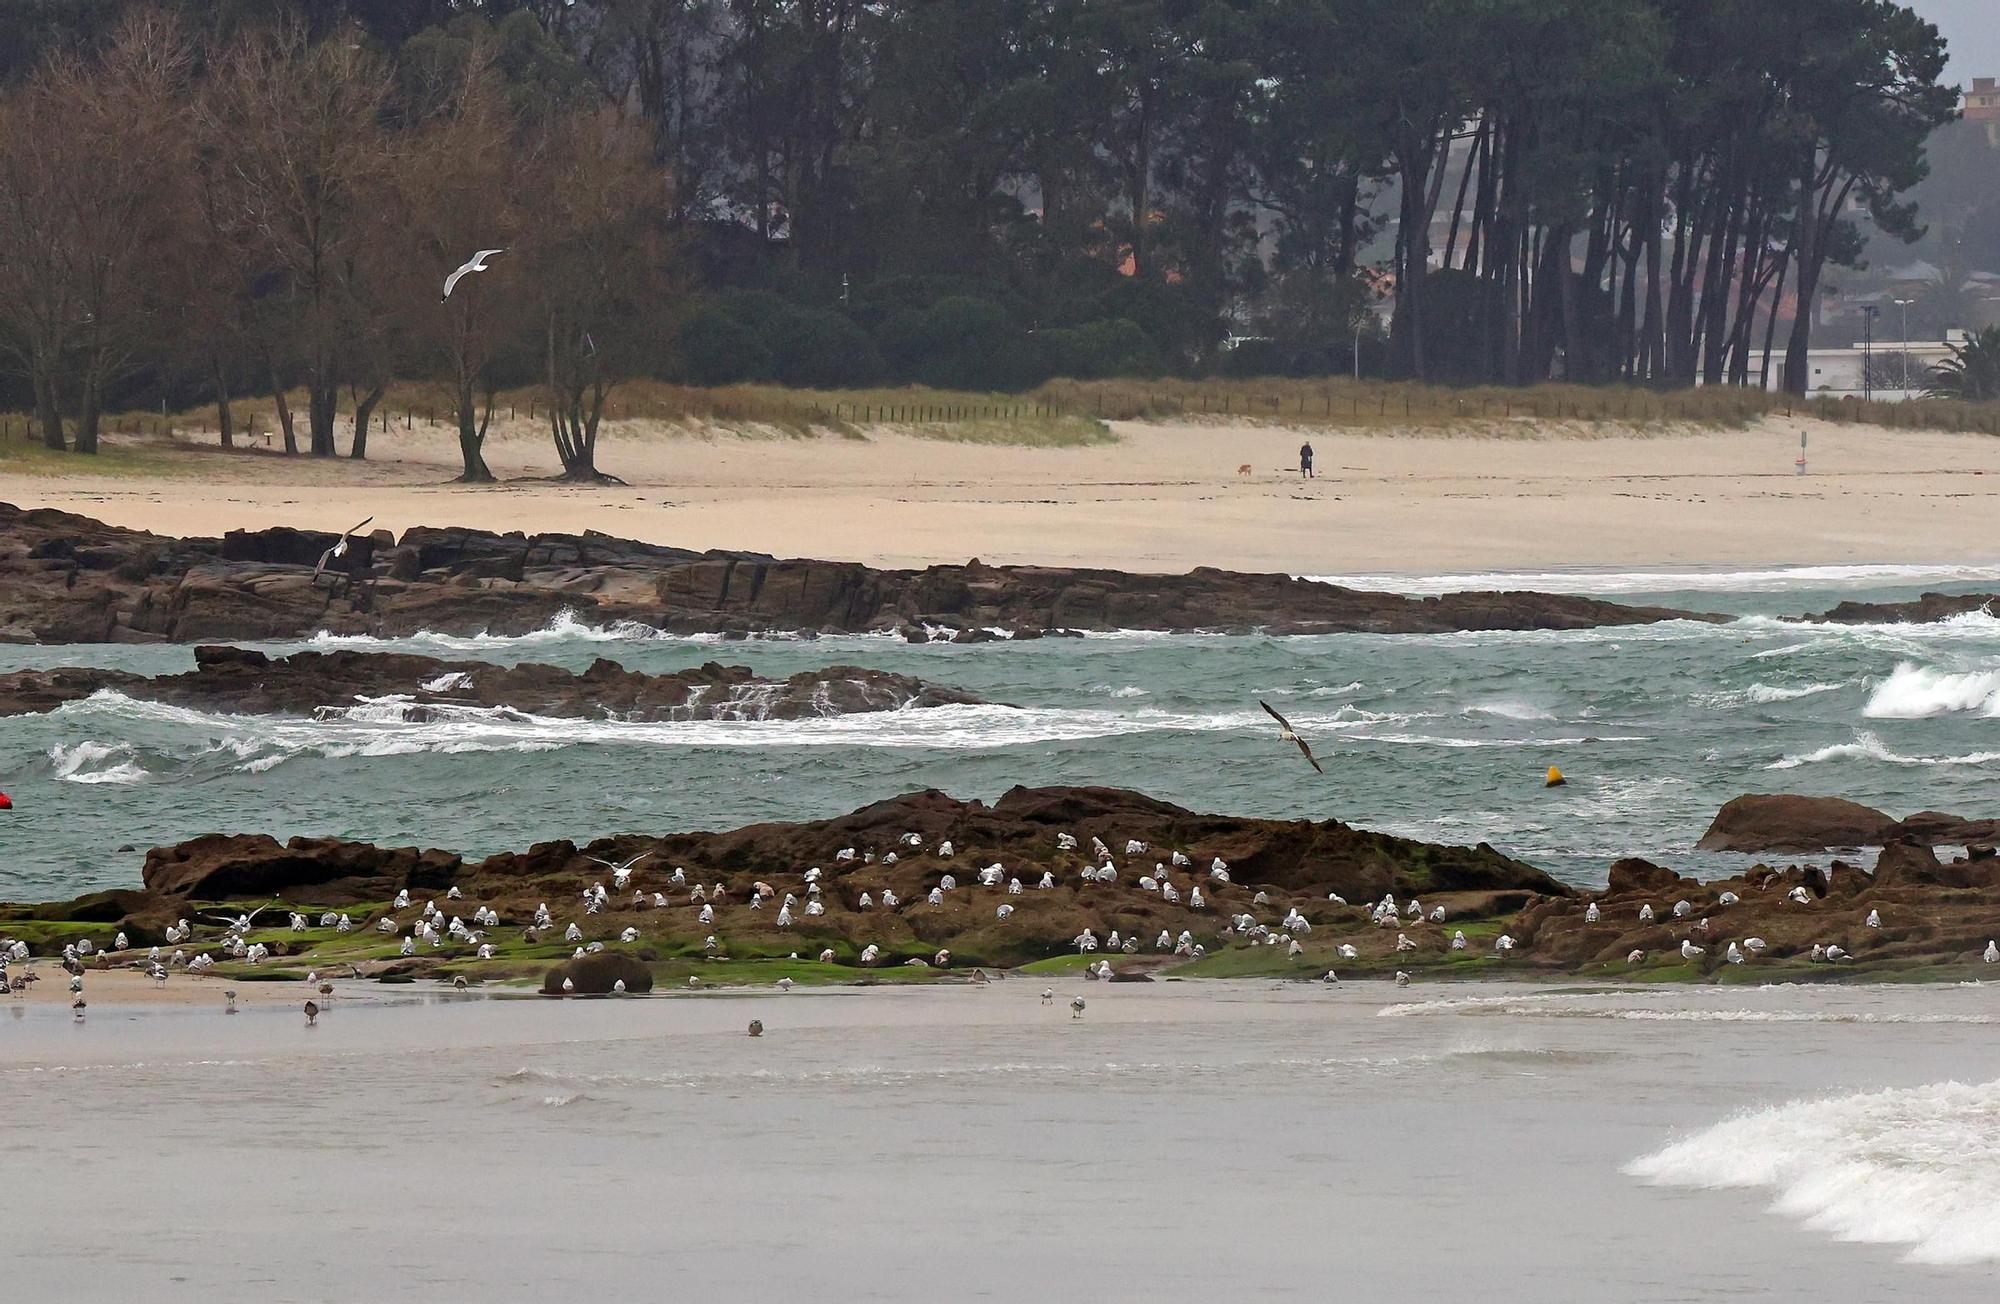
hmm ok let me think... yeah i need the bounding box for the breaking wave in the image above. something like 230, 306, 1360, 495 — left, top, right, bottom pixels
1694, 681, 1844, 709
1768, 730, 2000, 771
47, 740, 149, 785
305, 608, 687, 652
1863, 662, 2000, 719
1626, 1079, 2000, 1265
44, 689, 1572, 775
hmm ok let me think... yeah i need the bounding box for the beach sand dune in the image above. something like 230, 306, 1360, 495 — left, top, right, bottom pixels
5, 415, 1996, 575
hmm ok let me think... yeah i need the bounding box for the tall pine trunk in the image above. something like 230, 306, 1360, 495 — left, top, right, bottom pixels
212, 358, 234, 449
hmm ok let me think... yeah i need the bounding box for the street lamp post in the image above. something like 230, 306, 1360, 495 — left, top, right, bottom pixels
1893, 297, 1913, 396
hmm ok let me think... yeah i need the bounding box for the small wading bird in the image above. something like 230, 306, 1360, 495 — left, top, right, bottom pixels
314, 518, 375, 583
1259, 700, 1324, 774
442, 248, 503, 301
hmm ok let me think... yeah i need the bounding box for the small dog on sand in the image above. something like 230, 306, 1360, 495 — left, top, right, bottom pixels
1236, 463, 1253, 477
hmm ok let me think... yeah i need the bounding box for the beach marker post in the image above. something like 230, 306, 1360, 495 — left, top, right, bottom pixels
1796, 429, 1807, 475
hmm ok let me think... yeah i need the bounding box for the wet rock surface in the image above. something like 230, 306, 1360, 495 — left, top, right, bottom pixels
0, 503, 1716, 643
0, 646, 986, 721
1697, 794, 2000, 853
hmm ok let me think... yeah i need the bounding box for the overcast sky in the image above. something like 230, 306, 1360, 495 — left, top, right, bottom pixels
1911, 0, 1999, 80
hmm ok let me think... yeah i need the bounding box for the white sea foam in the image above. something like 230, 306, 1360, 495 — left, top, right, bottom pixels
1462, 699, 1556, 722
1305, 563, 2000, 596
46, 740, 149, 785
1863, 662, 2000, 718
1768, 729, 2000, 771
52, 689, 1455, 774
305, 609, 687, 651
1694, 681, 1844, 709
1626, 1079, 2000, 1265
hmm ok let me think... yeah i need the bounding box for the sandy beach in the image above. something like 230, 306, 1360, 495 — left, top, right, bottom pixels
6, 415, 1999, 575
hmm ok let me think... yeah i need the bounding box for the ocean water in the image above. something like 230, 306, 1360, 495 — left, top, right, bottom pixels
5, 571, 2000, 901
5, 979, 1999, 1301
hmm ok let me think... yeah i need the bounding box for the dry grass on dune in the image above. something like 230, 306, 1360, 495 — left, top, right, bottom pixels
1032, 375, 2000, 436
18, 373, 2000, 467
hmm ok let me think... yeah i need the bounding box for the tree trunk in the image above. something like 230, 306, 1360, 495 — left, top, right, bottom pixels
455, 375, 494, 483
32, 362, 65, 452
212, 358, 234, 449
265, 358, 297, 454
350, 382, 383, 460
73, 374, 102, 456
307, 382, 338, 457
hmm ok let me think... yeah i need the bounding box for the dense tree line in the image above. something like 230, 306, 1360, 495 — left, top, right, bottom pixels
0, 0, 1961, 460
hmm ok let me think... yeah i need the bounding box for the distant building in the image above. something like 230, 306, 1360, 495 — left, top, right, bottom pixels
1964, 77, 2000, 145
1732, 332, 1966, 400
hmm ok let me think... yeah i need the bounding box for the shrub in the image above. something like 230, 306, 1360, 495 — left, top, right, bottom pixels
763, 307, 886, 387
1041, 318, 1163, 379
682, 308, 775, 385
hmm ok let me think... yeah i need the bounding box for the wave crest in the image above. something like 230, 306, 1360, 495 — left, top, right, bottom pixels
1626, 1079, 2000, 1265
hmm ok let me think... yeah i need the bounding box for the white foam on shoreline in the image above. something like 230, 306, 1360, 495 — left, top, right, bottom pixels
1305, 563, 2000, 596
1626, 1079, 2000, 1265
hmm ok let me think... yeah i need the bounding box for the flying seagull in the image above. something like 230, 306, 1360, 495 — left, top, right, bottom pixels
442, 249, 504, 301
584, 851, 653, 883
1259, 700, 1323, 773
314, 517, 375, 581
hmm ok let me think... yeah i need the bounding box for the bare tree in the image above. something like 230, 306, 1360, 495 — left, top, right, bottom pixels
196, 20, 391, 457
522, 105, 675, 482
0, 12, 191, 454
0, 85, 75, 450
394, 41, 528, 482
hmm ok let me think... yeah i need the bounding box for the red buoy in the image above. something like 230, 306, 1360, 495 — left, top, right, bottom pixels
0, 792, 11, 810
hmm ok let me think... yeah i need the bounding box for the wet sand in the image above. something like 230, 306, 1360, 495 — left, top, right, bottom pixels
7, 978, 1999, 1302
5, 416, 1999, 574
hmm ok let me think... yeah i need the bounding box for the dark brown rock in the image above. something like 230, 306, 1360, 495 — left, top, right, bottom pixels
1804, 592, 1999, 625
1697, 794, 2000, 854
542, 952, 653, 996
0, 646, 986, 721
1873, 841, 1945, 887
140, 833, 462, 902
1605, 858, 1689, 893
1696, 795, 1900, 853
0, 502, 1719, 644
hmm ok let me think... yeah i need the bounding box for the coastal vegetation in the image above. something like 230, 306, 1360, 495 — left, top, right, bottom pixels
0, 0, 1966, 479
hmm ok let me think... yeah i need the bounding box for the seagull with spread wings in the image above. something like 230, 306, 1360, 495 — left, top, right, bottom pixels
314, 517, 375, 581
442, 248, 504, 301
585, 850, 653, 889
1259, 700, 1324, 774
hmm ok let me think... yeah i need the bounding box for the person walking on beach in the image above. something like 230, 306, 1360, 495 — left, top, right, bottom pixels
1299, 441, 1315, 478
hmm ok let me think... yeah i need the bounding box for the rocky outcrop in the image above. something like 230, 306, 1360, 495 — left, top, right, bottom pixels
542, 952, 652, 996
0, 646, 985, 721
1804, 592, 1997, 625
8, 787, 1566, 968
15, 786, 2000, 980
0, 503, 1716, 643
1514, 843, 2000, 973
1696, 794, 2000, 853
140, 832, 463, 902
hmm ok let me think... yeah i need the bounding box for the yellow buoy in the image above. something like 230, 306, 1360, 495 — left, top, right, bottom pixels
1545, 766, 1567, 788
